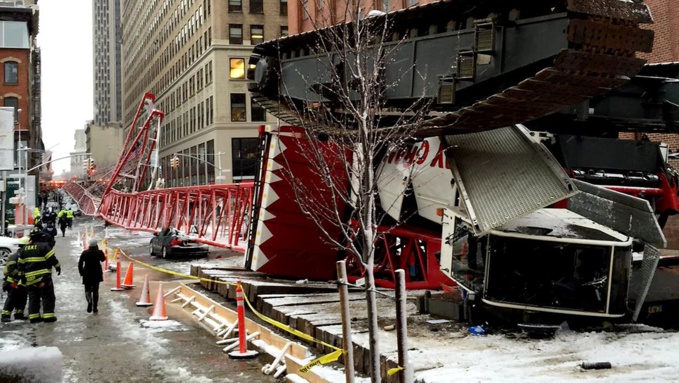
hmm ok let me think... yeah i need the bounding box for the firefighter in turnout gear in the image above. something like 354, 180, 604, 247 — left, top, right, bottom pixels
2, 237, 30, 322
17, 230, 61, 323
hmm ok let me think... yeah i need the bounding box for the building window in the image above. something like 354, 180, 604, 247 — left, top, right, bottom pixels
232, 137, 259, 181
228, 0, 242, 12
3, 96, 18, 123
250, 25, 264, 45
280, 0, 288, 15
231, 94, 246, 122
250, 0, 263, 14
251, 101, 266, 121
229, 24, 243, 45
280, 26, 288, 37
229, 58, 246, 79
4, 61, 18, 84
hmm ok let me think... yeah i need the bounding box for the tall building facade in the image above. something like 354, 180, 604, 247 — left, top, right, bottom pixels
93, 0, 122, 124
121, 0, 287, 186
69, 128, 88, 176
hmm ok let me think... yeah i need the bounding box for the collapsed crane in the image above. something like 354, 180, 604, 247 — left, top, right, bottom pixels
244, 0, 679, 328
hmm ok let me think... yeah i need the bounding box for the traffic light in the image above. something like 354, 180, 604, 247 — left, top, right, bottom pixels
89, 158, 96, 171
82, 158, 89, 171
171, 155, 179, 169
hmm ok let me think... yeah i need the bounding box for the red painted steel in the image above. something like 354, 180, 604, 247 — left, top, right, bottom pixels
345, 224, 450, 290
61, 93, 255, 251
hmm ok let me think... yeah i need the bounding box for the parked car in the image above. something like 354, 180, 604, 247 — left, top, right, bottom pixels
149, 227, 209, 259
0, 236, 21, 266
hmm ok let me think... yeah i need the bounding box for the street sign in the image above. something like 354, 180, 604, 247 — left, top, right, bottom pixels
0, 108, 14, 170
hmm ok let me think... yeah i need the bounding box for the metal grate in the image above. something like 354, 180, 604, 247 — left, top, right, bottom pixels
456, 53, 475, 79
444, 125, 577, 235
475, 22, 495, 52
568, 179, 666, 248
437, 78, 455, 104
631, 244, 660, 322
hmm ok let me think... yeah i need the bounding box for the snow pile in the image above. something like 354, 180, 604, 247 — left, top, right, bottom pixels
0, 346, 63, 383
411, 325, 679, 383
139, 319, 191, 333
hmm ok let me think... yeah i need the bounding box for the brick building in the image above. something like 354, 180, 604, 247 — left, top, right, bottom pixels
617, 0, 679, 165
0, 3, 41, 170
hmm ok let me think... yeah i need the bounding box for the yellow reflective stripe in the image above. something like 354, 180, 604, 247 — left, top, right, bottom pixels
42, 313, 55, 318
28, 313, 40, 319
24, 269, 47, 276
21, 257, 48, 263
54, 263, 61, 268
44, 249, 55, 259
6, 260, 16, 266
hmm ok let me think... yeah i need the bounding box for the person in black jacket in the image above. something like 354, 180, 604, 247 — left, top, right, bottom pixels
78, 239, 106, 314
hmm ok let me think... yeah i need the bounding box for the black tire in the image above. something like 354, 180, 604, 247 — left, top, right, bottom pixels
0, 248, 11, 257
162, 246, 169, 259
149, 243, 155, 256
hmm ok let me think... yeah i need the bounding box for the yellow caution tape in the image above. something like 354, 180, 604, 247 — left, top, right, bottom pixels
387, 366, 404, 376
238, 282, 344, 374
115, 248, 233, 286
109, 245, 344, 375
298, 349, 343, 374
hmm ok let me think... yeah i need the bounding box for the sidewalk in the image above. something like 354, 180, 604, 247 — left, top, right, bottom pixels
0, 219, 276, 382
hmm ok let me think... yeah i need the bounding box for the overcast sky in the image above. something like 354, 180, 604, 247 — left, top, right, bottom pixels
38, 0, 93, 175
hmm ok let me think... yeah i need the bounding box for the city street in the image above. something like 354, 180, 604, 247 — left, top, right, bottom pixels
0, 217, 275, 383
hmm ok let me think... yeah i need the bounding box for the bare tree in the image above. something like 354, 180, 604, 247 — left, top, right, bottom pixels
263, 1, 432, 381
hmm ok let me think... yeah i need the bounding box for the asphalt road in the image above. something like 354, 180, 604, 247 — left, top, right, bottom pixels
0, 218, 277, 383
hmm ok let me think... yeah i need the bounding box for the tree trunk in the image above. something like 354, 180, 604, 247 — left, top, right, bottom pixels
365, 265, 381, 382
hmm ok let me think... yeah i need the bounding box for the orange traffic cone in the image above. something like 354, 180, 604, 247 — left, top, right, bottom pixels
121, 262, 136, 289
110, 261, 124, 291
136, 275, 153, 307
149, 284, 168, 321
228, 281, 259, 359
102, 248, 109, 272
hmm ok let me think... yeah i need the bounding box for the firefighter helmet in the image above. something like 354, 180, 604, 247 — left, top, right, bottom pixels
18, 236, 30, 246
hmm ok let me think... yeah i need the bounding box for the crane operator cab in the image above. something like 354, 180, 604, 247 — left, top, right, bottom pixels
440, 208, 633, 325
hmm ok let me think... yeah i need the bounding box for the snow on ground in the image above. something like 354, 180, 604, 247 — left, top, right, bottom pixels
0, 347, 62, 383
407, 324, 679, 383
105, 299, 215, 383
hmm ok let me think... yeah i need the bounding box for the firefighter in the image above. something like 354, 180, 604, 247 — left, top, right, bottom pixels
66, 208, 74, 229
31, 225, 55, 249
1, 237, 30, 322
57, 209, 68, 237
17, 229, 61, 323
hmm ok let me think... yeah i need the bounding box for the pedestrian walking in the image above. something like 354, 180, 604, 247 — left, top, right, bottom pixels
78, 239, 106, 314
58, 213, 68, 237
17, 230, 61, 323
1, 237, 30, 322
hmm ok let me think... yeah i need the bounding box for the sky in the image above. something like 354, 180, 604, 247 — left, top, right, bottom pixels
37, 0, 94, 175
